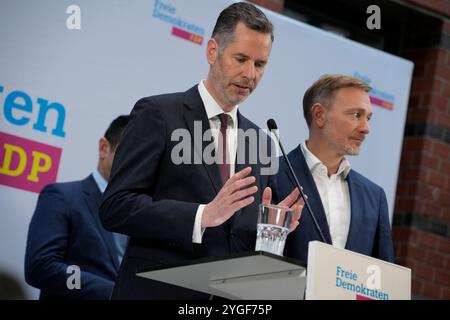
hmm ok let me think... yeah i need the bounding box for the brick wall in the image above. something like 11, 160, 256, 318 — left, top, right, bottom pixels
394, 18, 450, 299
406, 0, 450, 16
248, 0, 285, 13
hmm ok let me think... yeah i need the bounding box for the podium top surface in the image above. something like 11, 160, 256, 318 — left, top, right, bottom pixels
136, 251, 305, 275
136, 251, 307, 300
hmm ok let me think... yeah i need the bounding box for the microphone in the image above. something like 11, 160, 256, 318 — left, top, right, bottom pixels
267, 119, 327, 243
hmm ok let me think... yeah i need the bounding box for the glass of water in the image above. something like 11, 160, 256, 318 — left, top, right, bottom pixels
255, 204, 293, 256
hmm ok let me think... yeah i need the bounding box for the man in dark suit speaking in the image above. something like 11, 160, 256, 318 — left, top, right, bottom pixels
100, 2, 304, 299
25, 115, 130, 299
278, 74, 394, 264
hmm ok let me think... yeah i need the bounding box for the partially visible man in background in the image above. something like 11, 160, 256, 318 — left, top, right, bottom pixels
25, 115, 130, 299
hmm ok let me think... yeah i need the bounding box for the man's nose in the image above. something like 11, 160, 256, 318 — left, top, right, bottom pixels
242, 61, 256, 80
359, 118, 370, 134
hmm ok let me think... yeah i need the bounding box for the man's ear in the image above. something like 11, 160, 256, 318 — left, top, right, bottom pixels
98, 137, 109, 160
206, 38, 219, 65
311, 103, 327, 128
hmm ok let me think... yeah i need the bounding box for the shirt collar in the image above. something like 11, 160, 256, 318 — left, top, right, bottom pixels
92, 169, 107, 193
198, 80, 238, 128
300, 141, 351, 178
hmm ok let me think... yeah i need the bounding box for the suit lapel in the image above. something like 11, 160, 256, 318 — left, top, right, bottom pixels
183, 86, 222, 194
291, 146, 332, 244
345, 171, 364, 250
82, 175, 120, 270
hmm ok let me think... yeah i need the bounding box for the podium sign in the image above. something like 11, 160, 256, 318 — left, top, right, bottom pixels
306, 241, 411, 300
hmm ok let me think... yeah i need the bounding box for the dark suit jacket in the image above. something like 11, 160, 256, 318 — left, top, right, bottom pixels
277, 145, 394, 264
100, 85, 276, 299
25, 175, 121, 299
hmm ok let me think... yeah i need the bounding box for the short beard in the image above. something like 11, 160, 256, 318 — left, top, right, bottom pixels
343, 144, 360, 156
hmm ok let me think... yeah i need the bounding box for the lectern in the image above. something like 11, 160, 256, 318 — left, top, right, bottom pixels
137, 242, 411, 300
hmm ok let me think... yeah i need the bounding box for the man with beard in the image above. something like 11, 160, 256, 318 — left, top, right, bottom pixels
100, 2, 304, 299
278, 74, 394, 264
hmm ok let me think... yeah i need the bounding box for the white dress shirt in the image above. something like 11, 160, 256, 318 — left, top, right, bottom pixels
300, 142, 351, 249
192, 80, 238, 243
